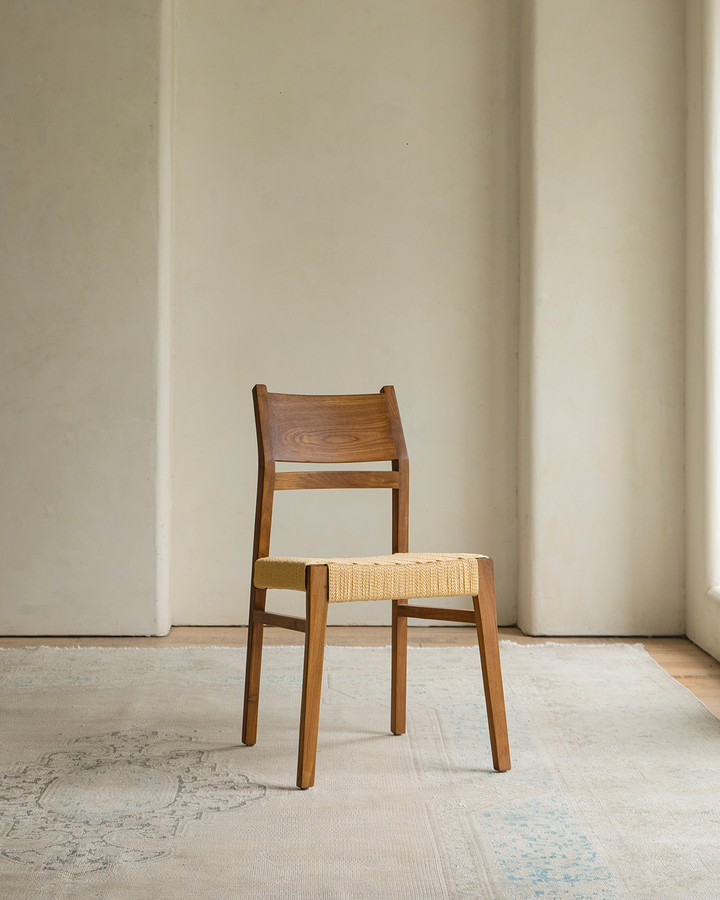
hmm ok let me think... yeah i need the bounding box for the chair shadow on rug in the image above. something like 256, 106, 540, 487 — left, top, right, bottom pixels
242, 384, 511, 788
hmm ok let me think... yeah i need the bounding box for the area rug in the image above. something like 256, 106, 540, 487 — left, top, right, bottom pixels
0, 643, 718, 899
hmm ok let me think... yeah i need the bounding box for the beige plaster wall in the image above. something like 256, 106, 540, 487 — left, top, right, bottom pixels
171, 0, 521, 625
0, 1, 164, 634
518, 0, 686, 634
686, 0, 720, 659
0, 0, 692, 639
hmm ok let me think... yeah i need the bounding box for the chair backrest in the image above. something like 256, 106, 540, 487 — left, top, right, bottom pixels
252, 385, 409, 564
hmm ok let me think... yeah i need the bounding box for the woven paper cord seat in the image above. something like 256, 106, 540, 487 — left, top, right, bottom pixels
254, 552, 486, 603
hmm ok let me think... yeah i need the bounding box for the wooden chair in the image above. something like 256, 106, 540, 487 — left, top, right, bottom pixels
242, 384, 511, 788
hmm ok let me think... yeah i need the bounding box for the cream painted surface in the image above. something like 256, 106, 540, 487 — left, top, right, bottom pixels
518, 1, 685, 634
686, 0, 720, 659
155, 0, 176, 637
0, 0, 695, 639
0, 1, 164, 634
171, 0, 520, 625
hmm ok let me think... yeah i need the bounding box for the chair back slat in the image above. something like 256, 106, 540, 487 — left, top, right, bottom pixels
274, 470, 400, 491
265, 391, 399, 463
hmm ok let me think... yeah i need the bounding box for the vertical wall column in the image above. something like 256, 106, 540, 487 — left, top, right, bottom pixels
0, 0, 170, 635
155, 0, 175, 636
518, 0, 686, 635
687, 0, 720, 658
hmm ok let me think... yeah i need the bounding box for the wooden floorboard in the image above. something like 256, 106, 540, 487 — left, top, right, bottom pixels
0, 626, 718, 718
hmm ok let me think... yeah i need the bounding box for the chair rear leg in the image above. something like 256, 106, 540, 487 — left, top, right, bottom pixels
391, 599, 408, 734
473, 558, 511, 772
242, 586, 266, 746
297, 565, 329, 789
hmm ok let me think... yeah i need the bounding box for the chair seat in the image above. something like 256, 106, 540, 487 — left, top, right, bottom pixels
254, 552, 486, 603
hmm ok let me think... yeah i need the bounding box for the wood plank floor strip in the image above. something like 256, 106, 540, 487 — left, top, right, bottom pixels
0, 626, 718, 717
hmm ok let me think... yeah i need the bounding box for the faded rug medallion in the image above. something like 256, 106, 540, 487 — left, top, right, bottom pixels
0, 730, 265, 873
0, 645, 719, 899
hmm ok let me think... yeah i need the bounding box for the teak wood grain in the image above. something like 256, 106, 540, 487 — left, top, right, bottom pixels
391, 598, 408, 734
297, 565, 329, 789
242, 384, 510, 787
266, 391, 398, 463
275, 470, 399, 491
473, 558, 511, 771
253, 610, 307, 633
397, 605, 477, 624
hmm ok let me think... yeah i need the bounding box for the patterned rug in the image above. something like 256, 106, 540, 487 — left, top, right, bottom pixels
0, 643, 718, 899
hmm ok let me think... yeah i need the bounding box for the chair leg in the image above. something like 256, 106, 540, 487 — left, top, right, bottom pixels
242, 587, 266, 746
297, 565, 329, 789
391, 599, 408, 734
473, 558, 511, 772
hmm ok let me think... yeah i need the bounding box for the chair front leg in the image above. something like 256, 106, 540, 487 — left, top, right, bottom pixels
473, 557, 511, 772
297, 565, 329, 789
242, 585, 266, 746
391, 598, 408, 734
